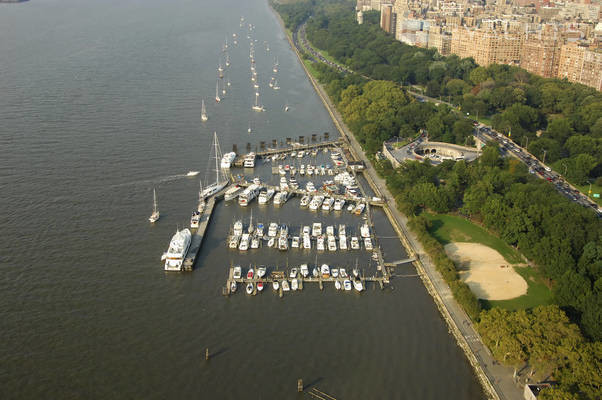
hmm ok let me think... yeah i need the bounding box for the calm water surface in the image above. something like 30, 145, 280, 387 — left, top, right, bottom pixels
0, 0, 484, 398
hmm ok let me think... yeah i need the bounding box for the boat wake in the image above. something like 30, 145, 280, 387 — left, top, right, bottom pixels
111, 173, 195, 188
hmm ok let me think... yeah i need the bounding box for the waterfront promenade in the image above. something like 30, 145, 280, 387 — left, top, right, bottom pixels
280, 12, 526, 400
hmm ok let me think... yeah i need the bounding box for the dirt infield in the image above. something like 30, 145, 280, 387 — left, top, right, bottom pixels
444, 242, 528, 300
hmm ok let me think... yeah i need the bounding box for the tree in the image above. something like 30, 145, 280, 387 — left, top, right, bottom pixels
469, 66, 489, 85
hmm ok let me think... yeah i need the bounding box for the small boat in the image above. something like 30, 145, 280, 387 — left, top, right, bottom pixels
233, 265, 242, 279
268, 222, 279, 237
320, 264, 330, 278
317, 236, 325, 251
354, 203, 366, 215
360, 223, 371, 238
332, 268, 339, 278
221, 152, 236, 169
239, 233, 250, 251
347, 203, 355, 212
187, 170, 200, 176
339, 235, 347, 250
246, 282, 254, 294
322, 197, 334, 211
278, 236, 288, 251
312, 223, 322, 237
291, 279, 298, 291
229, 235, 240, 249
300, 264, 309, 277
256, 223, 264, 237
272, 280, 280, 291
353, 268, 359, 278
252, 92, 265, 112
291, 236, 300, 248
247, 268, 254, 280
273, 79, 280, 90
257, 266, 266, 278
282, 280, 290, 291
190, 211, 201, 228
149, 188, 160, 223
250, 237, 259, 249
364, 237, 373, 251
201, 99, 208, 122
334, 198, 345, 211
344, 280, 352, 291
340, 268, 348, 278
300, 195, 310, 207
353, 277, 364, 292
267, 237, 275, 248
303, 235, 311, 249
233, 220, 243, 236
284, 104, 289, 112
350, 236, 360, 250
328, 235, 337, 251
335, 280, 342, 290
326, 225, 335, 236
289, 268, 298, 279
224, 185, 242, 201
215, 81, 221, 102
230, 281, 237, 293
312, 267, 319, 277
257, 281, 264, 292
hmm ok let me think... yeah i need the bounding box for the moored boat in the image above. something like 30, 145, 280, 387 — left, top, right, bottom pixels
164, 229, 192, 271
246, 282, 254, 294
300, 264, 309, 277
320, 264, 330, 278
224, 185, 242, 201
233, 265, 242, 279
282, 280, 290, 291
257, 281, 264, 292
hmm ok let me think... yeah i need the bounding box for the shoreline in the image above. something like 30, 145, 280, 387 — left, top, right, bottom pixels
268, 2, 513, 399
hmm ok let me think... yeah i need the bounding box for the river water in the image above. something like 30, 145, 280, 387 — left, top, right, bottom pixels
0, 0, 484, 398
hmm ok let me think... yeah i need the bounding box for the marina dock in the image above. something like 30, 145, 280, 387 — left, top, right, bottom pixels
182, 196, 216, 271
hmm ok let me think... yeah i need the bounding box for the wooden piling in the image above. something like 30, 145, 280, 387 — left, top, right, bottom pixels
205, 348, 209, 361
297, 379, 303, 392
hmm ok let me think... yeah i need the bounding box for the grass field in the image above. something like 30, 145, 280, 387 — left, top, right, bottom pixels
423, 213, 522, 264
423, 213, 552, 310
576, 182, 602, 206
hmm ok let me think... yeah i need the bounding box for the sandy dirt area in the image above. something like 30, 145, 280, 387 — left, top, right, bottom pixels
444, 242, 528, 300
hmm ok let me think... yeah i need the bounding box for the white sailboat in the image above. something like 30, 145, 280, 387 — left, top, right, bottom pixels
225, 53, 230, 67
273, 57, 278, 73
273, 79, 280, 90
149, 188, 160, 223
201, 132, 229, 198
201, 99, 208, 122
215, 81, 221, 103
247, 122, 252, 134
252, 92, 264, 112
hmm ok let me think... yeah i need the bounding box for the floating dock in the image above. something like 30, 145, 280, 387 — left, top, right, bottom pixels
182, 196, 216, 271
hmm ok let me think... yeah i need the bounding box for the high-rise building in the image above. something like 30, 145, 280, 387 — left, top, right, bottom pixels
380, 3, 396, 34
428, 25, 452, 55
451, 27, 522, 66
520, 25, 562, 77
557, 43, 602, 90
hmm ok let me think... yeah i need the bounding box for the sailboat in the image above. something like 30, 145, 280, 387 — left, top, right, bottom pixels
273, 79, 280, 90
227, 78, 231, 87
284, 103, 289, 112
201, 99, 208, 122
215, 81, 221, 103
201, 132, 229, 198
252, 92, 264, 112
273, 57, 278, 73
149, 188, 160, 223
248, 122, 252, 134
225, 53, 230, 67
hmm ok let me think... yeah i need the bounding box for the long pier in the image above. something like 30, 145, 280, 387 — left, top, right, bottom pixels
255, 139, 342, 158
182, 195, 220, 271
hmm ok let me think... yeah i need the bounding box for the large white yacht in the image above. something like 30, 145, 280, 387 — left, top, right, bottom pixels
201, 132, 228, 198
238, 184, 260, 206
220, 152, 236, 169
164, 229, 192, 271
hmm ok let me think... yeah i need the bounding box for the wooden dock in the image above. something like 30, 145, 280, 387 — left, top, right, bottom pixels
255, 139, 343, 158
182, 196, 216, 271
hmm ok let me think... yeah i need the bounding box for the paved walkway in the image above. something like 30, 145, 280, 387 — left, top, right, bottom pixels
292, 21, 525, 400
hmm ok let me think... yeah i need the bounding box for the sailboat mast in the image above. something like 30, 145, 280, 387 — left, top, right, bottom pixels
153, 188, 157, 213
214, 132, 220, 184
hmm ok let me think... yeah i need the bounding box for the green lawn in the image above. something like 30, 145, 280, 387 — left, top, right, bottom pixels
423, 213, 552, 310
423, 213, 522, 264
303, 59, 320, 79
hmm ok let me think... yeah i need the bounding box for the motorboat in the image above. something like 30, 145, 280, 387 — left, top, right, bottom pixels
311, 223, 322, 237
239, 233, 250, 251
247, 268, 254, 279
303, 235, 311, 249
187, 171, 200, 177
257, 266, 266, 278
328, 235, 337, 251
316, 236, 325, 251
333, 198, 345, 211
322, 197, 334, 211
149, 188, 160, 223
272, 280, 280, 291
282, 280, 290, 291
201, 99, 208, 122
339, 268, 348, 278
312, 267, 319, 277
278, 236, 289, 251
350, 236, 360, 250
190, 211, 201, 228
353, 268, 359, 278
224, 185, 242, 201
344, 279, 352, 291
279, 224, 289, 238
360, 223, 371, 238
291, 279, 298, 291
326, 226, 335, 236
354, 203, 366, 215
302, 226, 311, 236
320, 264, 330, 278
291, 236, 300, 248
256, 223, 264, 237
297, 151, 304, 158
353, 277, 364, 292
233, 265, 242, 279
246, 282, 254, 294
229, 235, 240, 249
338, 224, 346, 236
243, 152, 256, 168
300, 264, 309, 277
164, 229, 192, 271
305, 182, 315, 193
289, 268, 298, 279
289, 177, 299, 189
364, 237, 373, 251
221, 152, 236, 169
267, 237, 275, 248
339, 235, 347, 250
332, 268, 339, 278
233, 220, 244, 236
250, 237, 260, 249
268, 222, 278, 237
257, 281, 264, 292
347, 203, 355, 212
238, 184, 260, 206
335, 280, 342, 290
300, 195, 310, 207
258, 189, 275, 205
230, 281, 237, 293
253, 177, 261, 185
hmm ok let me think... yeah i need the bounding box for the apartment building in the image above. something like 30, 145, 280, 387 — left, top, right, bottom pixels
558, 43, 602, 90
451, 27, 522, 66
